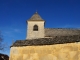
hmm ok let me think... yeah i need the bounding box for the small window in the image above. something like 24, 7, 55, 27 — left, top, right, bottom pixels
33, 25, 38, 31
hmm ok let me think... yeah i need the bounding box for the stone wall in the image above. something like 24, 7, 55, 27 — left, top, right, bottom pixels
27, 21, 45, 39
10, 43, 80, 60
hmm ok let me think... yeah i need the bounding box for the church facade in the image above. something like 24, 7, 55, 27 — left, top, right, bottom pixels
9, 12, 80, 60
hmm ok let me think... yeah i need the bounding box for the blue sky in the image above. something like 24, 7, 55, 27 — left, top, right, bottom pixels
0, 0, 80, 56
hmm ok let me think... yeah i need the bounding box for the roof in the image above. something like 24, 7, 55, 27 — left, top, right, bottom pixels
45, 28, 80, 37
28, 12, 44, 21
11, 35, 80, 47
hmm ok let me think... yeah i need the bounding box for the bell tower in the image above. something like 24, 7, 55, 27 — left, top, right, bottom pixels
26, 12, 45, 39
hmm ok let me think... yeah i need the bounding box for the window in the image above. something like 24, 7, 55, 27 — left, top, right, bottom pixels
33, 25, 38, 31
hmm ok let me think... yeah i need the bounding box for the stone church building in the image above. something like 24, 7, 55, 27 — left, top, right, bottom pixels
9, 12, 80, 60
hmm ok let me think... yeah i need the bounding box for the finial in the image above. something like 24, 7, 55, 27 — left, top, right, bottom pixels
35, 10, 38, 13
12, 39, 14, 45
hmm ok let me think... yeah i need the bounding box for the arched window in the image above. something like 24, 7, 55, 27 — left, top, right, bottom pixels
33, 25, 38, 31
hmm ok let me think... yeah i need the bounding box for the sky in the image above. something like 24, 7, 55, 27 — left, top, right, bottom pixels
0, 0, 80, 56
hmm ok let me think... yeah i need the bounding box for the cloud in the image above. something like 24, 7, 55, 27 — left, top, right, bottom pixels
13, 29, 22, 33
0, 27, 24, 38
60, 24, 80, 28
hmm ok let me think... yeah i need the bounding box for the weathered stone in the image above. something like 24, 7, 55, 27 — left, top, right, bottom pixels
11, 35, 80, 47
10, 43, 80, 60
9, 12, 80, 60
45, 28, 80, 37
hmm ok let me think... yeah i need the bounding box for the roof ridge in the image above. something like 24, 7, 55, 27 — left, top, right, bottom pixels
45, 28, 80, 30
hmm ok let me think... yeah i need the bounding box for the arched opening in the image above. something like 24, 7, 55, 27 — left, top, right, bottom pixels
33, 25, 38, 31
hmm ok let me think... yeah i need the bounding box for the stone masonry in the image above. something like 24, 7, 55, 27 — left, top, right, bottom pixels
9, 12, 80, 60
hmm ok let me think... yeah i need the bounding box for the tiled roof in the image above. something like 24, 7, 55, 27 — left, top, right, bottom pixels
28, 12, 44, 21
45, 28, 80, 37
11, 35, 80, 47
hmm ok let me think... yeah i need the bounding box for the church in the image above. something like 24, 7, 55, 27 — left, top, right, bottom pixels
9, 12, 80, 60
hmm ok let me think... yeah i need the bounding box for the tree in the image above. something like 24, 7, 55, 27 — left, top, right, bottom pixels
0, 31, 4, 50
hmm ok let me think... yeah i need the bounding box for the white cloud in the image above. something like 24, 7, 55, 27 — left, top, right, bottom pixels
0, 27, 24, 38
14, 29, 22, 33
61, 24, 80, 28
